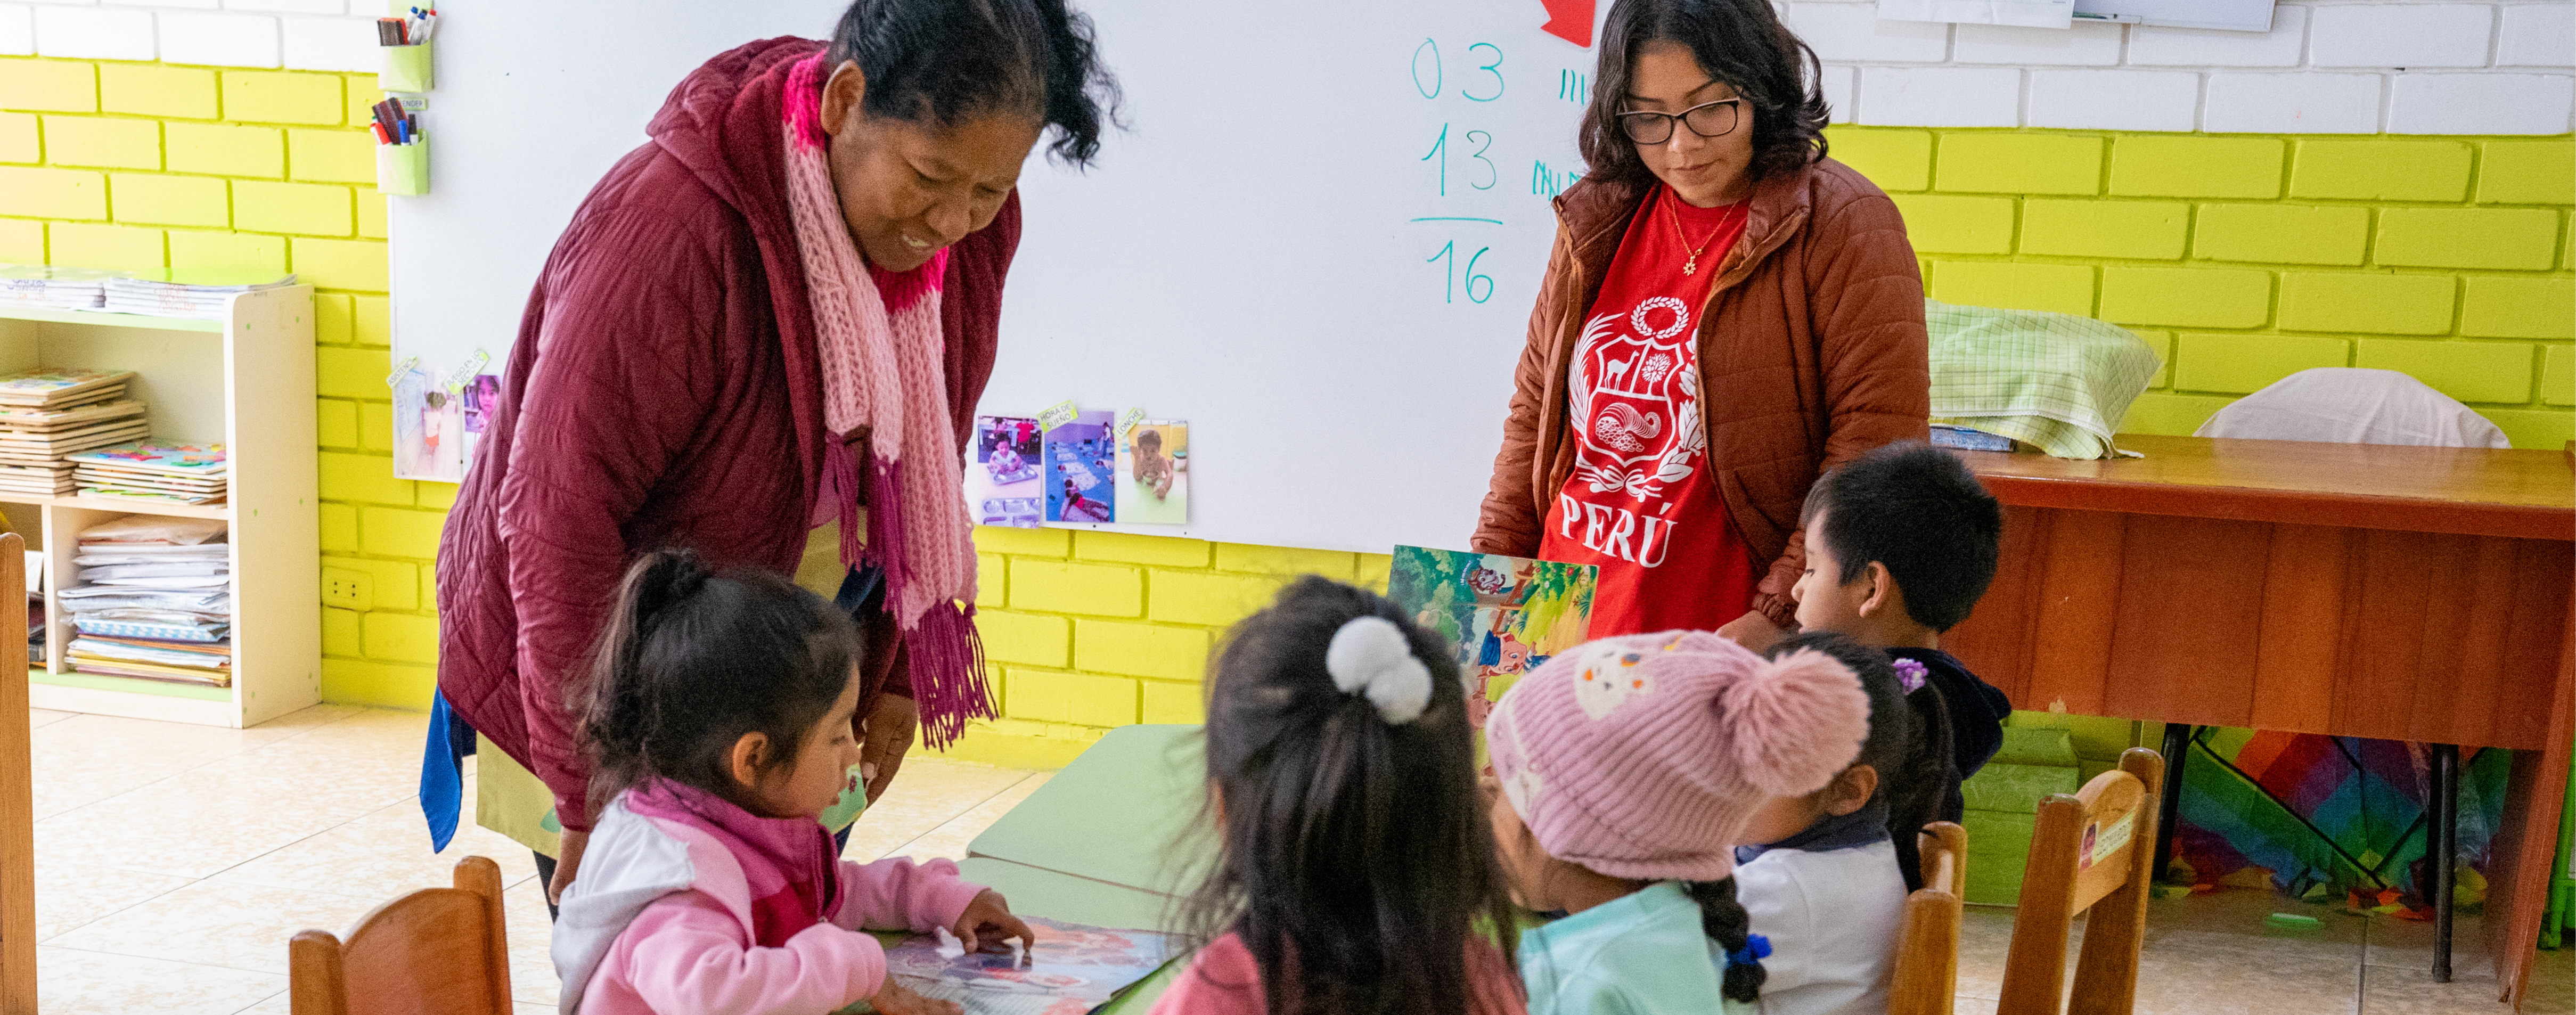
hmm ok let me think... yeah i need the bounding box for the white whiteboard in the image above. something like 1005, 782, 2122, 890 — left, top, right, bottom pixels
392, 0, 1610, 554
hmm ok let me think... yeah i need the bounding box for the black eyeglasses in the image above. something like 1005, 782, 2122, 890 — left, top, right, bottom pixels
1616, 98, 1744, 144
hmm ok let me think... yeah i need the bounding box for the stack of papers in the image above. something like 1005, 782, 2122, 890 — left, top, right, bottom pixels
69, 441, 226, 504
0, 265, 121, 310
100, 269, 295, 321
63, 516, 230, 686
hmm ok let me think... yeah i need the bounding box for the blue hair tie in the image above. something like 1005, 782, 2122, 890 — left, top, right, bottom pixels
1728, 934, 1772, 965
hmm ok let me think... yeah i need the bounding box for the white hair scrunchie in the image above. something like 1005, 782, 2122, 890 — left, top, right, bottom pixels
1324, 616, 1434, 725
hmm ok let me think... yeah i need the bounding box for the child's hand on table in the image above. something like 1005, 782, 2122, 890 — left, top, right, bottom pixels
953, 888, 1037, 958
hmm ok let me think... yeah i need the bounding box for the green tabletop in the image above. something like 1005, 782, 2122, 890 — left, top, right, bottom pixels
967, 724, 1217, 896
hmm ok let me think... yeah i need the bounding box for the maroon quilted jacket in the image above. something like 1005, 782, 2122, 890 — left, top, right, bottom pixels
435, 37, 1018, 832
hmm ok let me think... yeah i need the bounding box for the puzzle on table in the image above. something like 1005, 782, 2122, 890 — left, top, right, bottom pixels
855, 916, 1172, 1014
967, 415, 1046, 528
1387, 546, 1598, 730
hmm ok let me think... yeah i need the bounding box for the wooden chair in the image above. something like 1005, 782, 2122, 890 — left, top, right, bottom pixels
0, 534, 32, 1014
289, 855, 513, 1015
1890, 821, 1967, 1015
1996, 747, 2164, 1015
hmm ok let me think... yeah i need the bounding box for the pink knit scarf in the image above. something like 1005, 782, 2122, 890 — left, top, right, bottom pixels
780, 53, 991, 747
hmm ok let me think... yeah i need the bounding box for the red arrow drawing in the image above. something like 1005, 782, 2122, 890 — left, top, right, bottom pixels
1539, 0, 1594, 46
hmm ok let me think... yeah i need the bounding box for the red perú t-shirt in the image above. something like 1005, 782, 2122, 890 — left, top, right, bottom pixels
1537, 185, 1759, 636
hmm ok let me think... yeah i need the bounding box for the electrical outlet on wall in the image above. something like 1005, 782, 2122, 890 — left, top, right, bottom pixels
323, 568, 374, 612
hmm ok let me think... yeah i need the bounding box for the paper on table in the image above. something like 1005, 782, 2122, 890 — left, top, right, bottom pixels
1879, 0, 2073, 26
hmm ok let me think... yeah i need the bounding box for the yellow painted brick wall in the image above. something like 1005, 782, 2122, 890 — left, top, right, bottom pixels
943, 527, 1392, 768
0, 55, 441, 710
1829, 126, 2576, 448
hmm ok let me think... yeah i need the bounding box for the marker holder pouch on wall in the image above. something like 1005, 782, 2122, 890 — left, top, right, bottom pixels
380, 40, 433, 93
378, 136, 428, 196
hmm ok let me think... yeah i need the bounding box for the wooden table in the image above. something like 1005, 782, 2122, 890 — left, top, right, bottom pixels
1945, 435, 2574, 1007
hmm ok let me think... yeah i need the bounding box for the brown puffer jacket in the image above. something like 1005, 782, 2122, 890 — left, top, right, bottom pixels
1472, 158, 1929, 627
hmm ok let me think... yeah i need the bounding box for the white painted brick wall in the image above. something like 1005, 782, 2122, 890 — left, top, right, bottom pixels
228, 0, 348, 13
2127, 6, 2308, 67
2390, 71, 2576, 132
1818, 63, 1858, 122
279, 11, 370, 71
9, 0, 2575, 136
1860, 66, 2022, 125
1789, 3, 1952, 62
1954, 21, 2122, 66
2030, 68, 2200, 130
158, 9, 275, 67
32, 5, 151, 60
2497, 4, 2576, 67
2205, 71, 2385, 132
2310, 4, 2495, 68
0, 5, 32, 56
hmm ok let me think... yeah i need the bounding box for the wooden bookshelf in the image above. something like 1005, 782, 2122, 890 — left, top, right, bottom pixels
0, 290, 321, 728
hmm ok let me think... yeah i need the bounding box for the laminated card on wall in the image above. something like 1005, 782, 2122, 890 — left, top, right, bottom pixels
1043, 410, 1117, 524
966, 415, 1044, 529
1113, 420, 1187, 525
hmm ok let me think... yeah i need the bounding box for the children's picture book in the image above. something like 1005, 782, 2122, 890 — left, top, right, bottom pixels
1113, 420, 1188, 526
967, 415, 1045, 528
851, 916, 1173, 1014
1387, 547, 1598, 729
1043, 410, 1117, 524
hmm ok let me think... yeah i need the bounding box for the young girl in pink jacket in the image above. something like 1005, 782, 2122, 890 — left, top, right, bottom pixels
551, 550, 1034, 1015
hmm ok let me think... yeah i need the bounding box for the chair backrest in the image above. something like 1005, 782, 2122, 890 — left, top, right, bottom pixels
1890, 821, 1968, 1015
0, 535, 31, 1015
1997, 748, 2164, 1015
290, 855, 512, 1015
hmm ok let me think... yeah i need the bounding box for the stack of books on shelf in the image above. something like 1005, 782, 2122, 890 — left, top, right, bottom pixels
0, 265, 119, 310
61, 515, 230, 687
69, 441, 225, 505
101, 269, 295, 321
0, 369, 146, 498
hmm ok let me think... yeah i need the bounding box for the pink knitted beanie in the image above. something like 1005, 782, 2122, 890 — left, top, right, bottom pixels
1485, 630, 1870, 882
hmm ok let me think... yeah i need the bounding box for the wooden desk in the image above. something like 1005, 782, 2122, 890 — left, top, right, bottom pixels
1946, 435, 2574, 1006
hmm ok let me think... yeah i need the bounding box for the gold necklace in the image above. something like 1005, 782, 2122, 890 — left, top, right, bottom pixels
1665, 194, 1748, 276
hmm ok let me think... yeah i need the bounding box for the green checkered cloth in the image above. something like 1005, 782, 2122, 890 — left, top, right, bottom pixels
1925, 299, 2164, 460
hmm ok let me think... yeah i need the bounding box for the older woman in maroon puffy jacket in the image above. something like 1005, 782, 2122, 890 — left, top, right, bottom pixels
432, 1, 1117, 907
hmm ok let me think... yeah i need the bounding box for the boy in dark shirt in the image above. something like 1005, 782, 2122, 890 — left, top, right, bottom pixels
1788, 441, 2011, 823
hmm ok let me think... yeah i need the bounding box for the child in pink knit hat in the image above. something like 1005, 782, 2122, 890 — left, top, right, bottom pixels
1484, 630, 1870, 1014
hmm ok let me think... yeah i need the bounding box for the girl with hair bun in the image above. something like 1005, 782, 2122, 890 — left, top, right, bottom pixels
1157, 576, 1527, 1015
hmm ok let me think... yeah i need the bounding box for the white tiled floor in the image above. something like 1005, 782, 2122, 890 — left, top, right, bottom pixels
20, 704, 1046, 1014
12, 702, 2575, 1012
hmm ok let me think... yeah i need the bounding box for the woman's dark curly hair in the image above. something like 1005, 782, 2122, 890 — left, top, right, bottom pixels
827, 0, 1122, 165
1577, 0, 1831, 187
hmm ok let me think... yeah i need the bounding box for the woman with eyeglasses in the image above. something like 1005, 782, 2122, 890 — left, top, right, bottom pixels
1472, 0, 1929, 652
